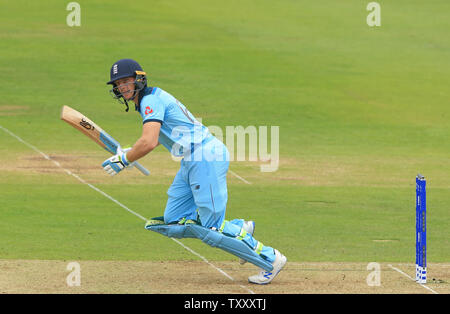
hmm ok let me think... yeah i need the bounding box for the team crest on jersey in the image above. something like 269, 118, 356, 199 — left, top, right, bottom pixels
145, 106, 153, 115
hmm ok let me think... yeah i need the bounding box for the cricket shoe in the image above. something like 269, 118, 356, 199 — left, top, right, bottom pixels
239, 220, 256, 265
248, 249, 287, 285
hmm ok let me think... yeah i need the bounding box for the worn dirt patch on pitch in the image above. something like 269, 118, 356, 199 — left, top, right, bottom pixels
0, 260, 448, 294
0, 152, 179, 185
3, 154, 99, 175
1, 152, 253, 186
0, 105, 29, 116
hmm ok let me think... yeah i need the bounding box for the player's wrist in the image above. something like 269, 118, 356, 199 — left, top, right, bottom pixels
121, 152, 130, 166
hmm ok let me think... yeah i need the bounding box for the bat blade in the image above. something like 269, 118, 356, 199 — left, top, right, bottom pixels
60, 105, 119, 154
60, 105, 150, 176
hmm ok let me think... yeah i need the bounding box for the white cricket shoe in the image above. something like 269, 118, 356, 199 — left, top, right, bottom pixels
239, 220, 255, 265
248, 249, 287, 285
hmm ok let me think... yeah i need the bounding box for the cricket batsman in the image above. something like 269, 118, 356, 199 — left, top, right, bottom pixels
102, 58, 286, 284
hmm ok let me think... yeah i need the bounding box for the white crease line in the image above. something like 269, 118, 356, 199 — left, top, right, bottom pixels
229, 170, 252, 185
0, 125, 255, 295
388, 264, 438, 294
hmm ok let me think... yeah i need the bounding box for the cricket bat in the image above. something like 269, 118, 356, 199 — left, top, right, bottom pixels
60, 105, 150, 176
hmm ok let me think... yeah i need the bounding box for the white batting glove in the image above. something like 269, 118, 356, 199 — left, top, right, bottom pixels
120, 147, 137, 170
102, 148, 130, 176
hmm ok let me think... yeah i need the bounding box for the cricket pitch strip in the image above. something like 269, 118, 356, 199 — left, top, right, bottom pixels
0, 260, 448, 294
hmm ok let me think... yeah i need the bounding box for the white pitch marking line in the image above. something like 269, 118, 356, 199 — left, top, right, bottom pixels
388, 264, 438, 294
0, 125, 255, 295
229, 170, 252, 185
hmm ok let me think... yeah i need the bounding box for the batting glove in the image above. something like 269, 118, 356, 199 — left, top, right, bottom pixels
102, 149, 130, 176
120, 147, 137, 171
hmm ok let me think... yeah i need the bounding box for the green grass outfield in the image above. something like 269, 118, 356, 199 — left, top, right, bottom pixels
0, 0, 449, 265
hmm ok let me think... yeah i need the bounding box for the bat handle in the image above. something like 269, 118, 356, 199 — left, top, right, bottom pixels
134, 161, 150, 176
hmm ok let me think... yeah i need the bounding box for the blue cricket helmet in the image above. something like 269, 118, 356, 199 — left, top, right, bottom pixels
107, 59, 144, 85
107, 59, 148, 112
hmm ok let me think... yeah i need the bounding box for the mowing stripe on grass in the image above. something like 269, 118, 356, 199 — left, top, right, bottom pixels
0, 124, 255, 294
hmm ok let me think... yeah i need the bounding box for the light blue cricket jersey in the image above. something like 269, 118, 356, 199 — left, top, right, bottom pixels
138, 87, 212, 156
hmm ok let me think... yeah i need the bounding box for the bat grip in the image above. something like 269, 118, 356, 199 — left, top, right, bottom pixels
118, 146, 149, 176
134, 161, 150, 176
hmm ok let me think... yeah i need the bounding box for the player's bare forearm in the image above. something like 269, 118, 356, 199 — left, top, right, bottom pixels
126, 121, 161, 162
126, 138, 157, 162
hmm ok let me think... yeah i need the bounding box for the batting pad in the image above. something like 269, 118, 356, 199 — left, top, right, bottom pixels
145, 223, 274, 272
